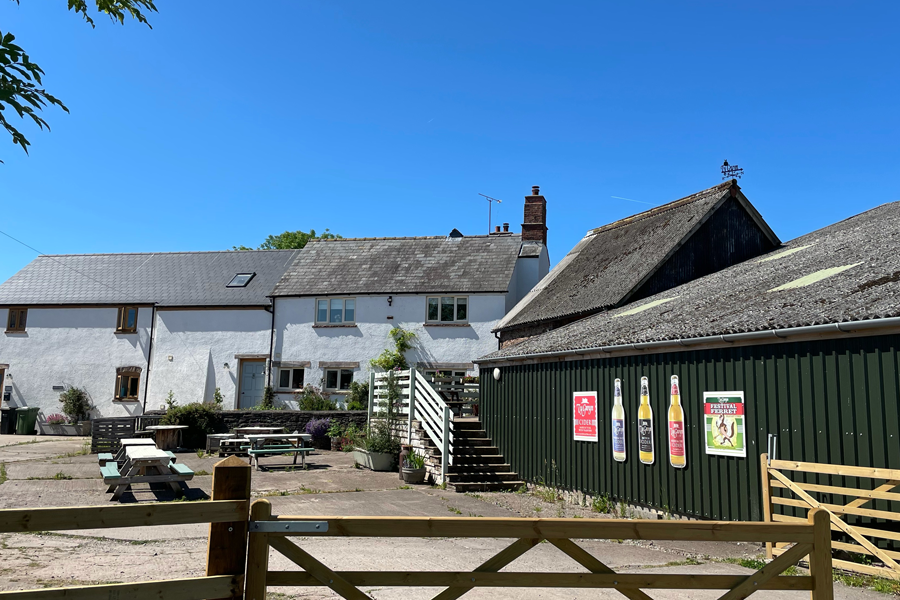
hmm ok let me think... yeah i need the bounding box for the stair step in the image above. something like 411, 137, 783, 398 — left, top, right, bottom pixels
454, 429, 487, 438
452, 455, 507, 465
445, 472, 521, 483
455, 438, 494, 447
449, 481, 525, 493
448, 462, 511, 472
452, 419, 484, 431
454, 446, 499, 455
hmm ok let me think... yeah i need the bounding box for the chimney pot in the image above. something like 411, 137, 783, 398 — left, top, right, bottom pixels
495, 225, 501, 233
502, 222, 509, 232
532, 185, 540, 195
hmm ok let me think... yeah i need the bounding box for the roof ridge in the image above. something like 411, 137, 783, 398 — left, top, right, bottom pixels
308, 234, 522, 242
33, 249, 298, 258
586, 180, 736, 237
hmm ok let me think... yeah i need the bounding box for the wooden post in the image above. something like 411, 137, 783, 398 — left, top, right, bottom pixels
808, 508, 834, 600
244, 500, 272, 600
408, 368, 417, 446
206, 456, 252, 600
367, 372, 375, 426
760, 453, 773, 559
441, 405, 450, 485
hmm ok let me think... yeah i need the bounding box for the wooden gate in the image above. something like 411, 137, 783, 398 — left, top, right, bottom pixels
244, 500, 834, 600
761, 452, 900, 580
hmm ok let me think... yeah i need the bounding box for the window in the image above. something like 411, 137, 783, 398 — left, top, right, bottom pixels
6, 308, 27, 332
115, 306, 139, 333
324, 369, 353, 391
278, 368, 305, 391
115, 371, 141, 401
227, 273, 256, 288
316, 298, 355, 324
426, 296, 468, 323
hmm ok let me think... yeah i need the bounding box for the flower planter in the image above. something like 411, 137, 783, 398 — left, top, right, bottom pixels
401, 467, 426, 484
353, 448, 394, 471
37, 420, 92, 436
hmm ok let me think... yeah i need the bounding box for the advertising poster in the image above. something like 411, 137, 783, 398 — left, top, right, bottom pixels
612, 379, 626, 461
573, 391, 598, 442
703, 392, 746, 457
668, 375, 686, 469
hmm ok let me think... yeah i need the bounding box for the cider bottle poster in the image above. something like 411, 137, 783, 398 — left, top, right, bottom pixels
703, 392, 746, 457
573, 391, 598, 442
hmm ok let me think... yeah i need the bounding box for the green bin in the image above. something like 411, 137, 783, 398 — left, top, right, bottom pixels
15, 407, 39, 435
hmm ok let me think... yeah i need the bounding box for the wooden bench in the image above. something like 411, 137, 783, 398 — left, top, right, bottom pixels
219, 438, 251, 457
247, 446, 314, 471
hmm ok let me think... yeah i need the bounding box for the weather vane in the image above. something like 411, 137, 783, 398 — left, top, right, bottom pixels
478, 193, 503, 233
721, 159, 744, 180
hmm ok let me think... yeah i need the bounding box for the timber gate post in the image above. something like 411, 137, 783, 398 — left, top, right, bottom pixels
206, 455, 252, 599
809, 508, 834, 600
245, 500, 272, 600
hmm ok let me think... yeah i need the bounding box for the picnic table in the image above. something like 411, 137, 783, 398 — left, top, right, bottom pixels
246, 433, 313, 471
97, 438, 175, 467
100, 445, 194, 501
145, 425, 188, 450
234, 426, 285, 436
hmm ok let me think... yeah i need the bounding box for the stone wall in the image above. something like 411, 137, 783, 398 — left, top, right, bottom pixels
217, 410, 367, 433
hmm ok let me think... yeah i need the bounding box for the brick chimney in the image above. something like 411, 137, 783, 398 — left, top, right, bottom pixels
521, 185, 547, 244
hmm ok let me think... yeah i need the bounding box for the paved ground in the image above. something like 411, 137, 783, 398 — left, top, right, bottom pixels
0, 434, 888, 599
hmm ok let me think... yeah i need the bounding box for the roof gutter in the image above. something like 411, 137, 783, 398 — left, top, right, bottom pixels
476, 316, 900, 364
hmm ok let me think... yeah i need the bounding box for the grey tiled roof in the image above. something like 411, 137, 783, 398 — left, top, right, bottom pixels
0, 250, 300, 306
481, 201, 900, 360
496, 181, 755, 330
272, 234, 526, 296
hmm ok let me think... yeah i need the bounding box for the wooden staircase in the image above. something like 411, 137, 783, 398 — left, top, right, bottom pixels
418, 417, 523, 492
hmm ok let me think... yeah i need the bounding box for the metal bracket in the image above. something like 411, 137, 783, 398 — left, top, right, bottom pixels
250, 520, 329, 533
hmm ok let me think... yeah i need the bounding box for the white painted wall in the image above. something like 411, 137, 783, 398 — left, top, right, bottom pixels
507, 246, 551, 313
145, 309, 273, 411
272, 294, 507, 405
0, 307, 152, 420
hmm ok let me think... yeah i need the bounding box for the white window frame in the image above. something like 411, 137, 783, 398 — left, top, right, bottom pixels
277, 367, 305, 391
315, 297, 356, 325
324, 368, 354, 391
426, 296, 468, 323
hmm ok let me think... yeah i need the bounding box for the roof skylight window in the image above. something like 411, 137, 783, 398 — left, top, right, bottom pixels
227, 273, 256, 288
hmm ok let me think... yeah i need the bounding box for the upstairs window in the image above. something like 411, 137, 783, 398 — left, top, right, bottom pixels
426, 296, 468, 323
6, 308, 27, 332
227, 273, 256, 287
278, 368, 305, 391
316, 298, 355, 324
115, 371, 141, 401
324, 368, 353, 391
116, 307, 138, 333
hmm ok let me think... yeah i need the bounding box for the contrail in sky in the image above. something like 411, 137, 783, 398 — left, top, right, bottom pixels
611, 195, 657, 206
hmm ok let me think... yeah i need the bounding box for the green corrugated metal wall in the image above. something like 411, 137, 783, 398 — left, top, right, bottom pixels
480, 333, 900, 522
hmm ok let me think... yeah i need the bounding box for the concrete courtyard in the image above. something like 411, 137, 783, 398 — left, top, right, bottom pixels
0, 434, 889, 599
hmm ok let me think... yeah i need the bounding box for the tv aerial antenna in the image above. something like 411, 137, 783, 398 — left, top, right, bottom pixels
478, 193, 503, 233
721, 159, 744, 180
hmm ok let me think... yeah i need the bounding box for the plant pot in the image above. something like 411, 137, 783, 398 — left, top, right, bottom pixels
401, 467, 426, 484
353, 448, 395, 471
37, 421, 91, 436
331, 437, 342, 452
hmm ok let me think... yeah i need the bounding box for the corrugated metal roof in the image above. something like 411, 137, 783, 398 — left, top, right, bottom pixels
0, 250, 300, 306
483, 200, 900, 359
496, 181, 758, 331
271, 234, 527, 296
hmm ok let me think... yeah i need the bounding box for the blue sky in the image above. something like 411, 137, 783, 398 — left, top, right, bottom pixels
1, 1, 897, 284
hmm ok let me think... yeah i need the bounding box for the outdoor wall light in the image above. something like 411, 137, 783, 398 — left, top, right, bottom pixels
493, 368, 501, 381
388, 295, 393, 306
5, 373, 10, 381
224, 362, 230, 370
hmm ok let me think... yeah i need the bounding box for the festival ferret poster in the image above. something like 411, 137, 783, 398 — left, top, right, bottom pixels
573, 391, 598, 442
703, 392, 746, 457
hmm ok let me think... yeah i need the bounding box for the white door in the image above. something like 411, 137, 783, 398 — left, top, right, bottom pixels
239, 361, 266, 408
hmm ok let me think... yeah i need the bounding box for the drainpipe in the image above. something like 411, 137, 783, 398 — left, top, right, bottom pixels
265, 298, 275, 388
141, 304, 157, 414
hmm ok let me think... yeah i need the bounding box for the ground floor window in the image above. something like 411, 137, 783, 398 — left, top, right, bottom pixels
278, 368, 305, 391
115, 372, 140, 401
324, 368, 353, 391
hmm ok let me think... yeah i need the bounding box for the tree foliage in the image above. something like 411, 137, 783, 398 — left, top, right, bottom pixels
370, 327, 417, 371
233, 229, 342, 251
0, 1, 157, 160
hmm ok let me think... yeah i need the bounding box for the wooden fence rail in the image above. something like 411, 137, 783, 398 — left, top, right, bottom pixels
761, 452, 900, 581
0, 456, 251, 600
244, 502, 834, 600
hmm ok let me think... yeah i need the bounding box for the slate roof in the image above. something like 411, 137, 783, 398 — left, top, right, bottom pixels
271, 234, 526, 296
0, 250, 300, 307
481, 201, 900, 360
496, 180, 776, 331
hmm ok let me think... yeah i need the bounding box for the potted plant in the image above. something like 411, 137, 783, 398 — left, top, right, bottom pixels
327, 420, 345, 451
401, 450, 427, 484
352, 419, 400, 471
305, 417, 331, 450
52, 387, 93, 436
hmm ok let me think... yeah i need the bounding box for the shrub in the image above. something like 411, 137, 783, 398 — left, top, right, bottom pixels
294, 384, 337, 411
161, 402, 221, 449
345, 380, 369, 411
257, 386, 276, 410
364, 419, 401, 456
58, 387, 93, 423
213, 387, 224, 408
46, 413, 67, 425
305, 418, 331, 449
369, 327, 416, 371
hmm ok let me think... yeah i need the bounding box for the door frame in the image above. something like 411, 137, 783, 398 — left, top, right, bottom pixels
237, 358, 267, 409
